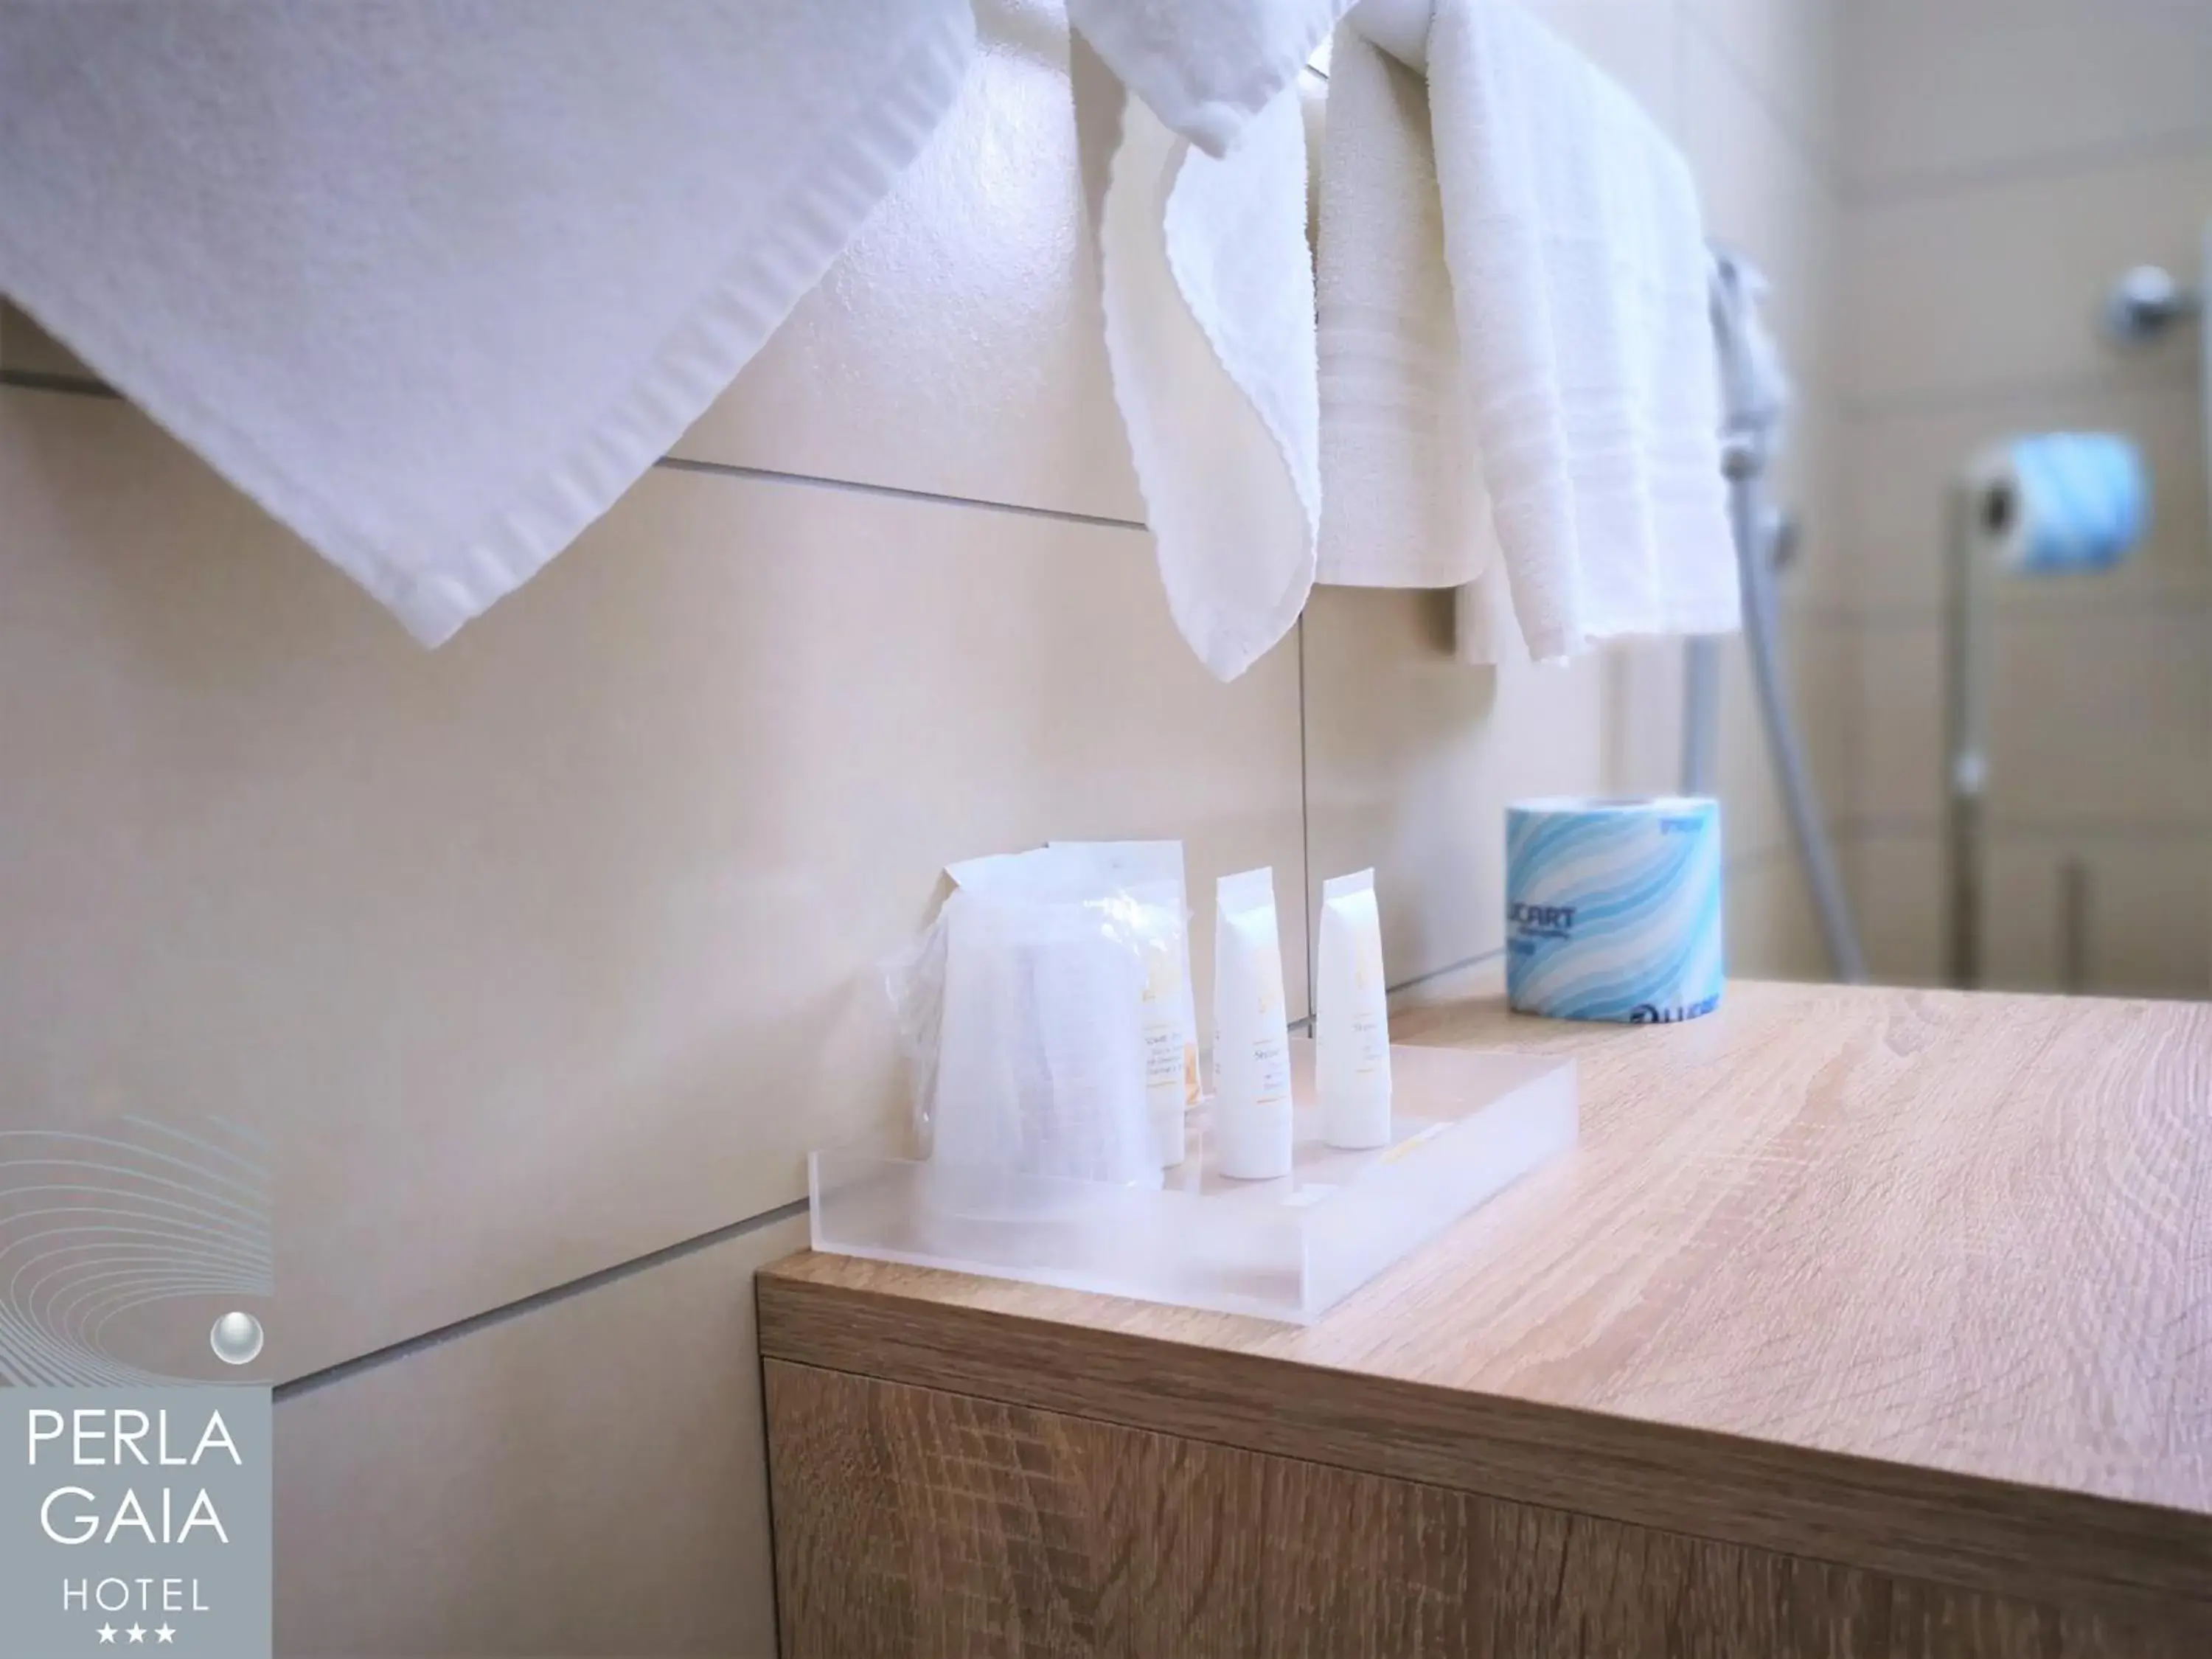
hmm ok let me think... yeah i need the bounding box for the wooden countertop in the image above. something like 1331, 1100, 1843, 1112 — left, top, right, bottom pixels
759, 981, 2212, 1615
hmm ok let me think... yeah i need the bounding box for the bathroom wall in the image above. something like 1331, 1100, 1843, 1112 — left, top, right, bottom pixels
0, 2, 1844, 1652
1837, 0, 2212, 993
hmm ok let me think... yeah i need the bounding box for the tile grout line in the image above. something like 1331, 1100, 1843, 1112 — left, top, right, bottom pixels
267, 932, 1534, 1369
1790, 595, 2212, 631
653, 453, 1149, 532
265, 915, 1528, 1402
272, 1196, 809, 1405
1297, 617, 1318, 1020
1837, 815, 2212, 846
0, 371, 1155, 535
0, 367, 120, 400
1385, 945, 1507, 1000
1843, 124, 2212, 211
1842, 364, 2205, 423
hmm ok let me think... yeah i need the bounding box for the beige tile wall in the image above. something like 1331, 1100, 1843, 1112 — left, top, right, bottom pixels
1837, 0, 2212, 995
0, 1, 1853, 1650
1839, 0, 2212, 195
1843, 830, 1945, 987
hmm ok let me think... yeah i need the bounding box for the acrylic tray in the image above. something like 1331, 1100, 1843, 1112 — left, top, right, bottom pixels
809, 1039, 1577, 1324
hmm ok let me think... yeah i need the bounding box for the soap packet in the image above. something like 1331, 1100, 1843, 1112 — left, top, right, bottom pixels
884, 846, 1169, 1190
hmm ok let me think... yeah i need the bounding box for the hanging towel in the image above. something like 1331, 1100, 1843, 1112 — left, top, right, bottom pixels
0, 1, 974, 645
1069, 0, 1352, 156
1315, 29, 1486, 591
1319, 0, 1737, 664
1096, 77, 1323, 681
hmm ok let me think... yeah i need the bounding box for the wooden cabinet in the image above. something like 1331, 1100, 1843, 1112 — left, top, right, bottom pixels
759, 982, 2212, 1656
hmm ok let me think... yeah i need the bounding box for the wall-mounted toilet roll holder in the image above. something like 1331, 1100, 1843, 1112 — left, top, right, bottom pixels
1944, 436, 2150, 990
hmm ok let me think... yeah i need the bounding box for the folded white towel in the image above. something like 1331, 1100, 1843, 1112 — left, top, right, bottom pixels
1320, 1, 1737, 664
1316, 31, 1486, 591
1070, 0, 1352, 156
1097, 80, 1321, 681
0, 1, 973, 645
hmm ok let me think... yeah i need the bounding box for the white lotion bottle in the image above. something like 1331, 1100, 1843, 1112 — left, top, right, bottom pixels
1318, 868, 1393, 1150
1212, 867, 1294, 1179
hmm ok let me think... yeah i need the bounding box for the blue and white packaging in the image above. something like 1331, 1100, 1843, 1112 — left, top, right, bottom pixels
1506, 797, 1723, 1024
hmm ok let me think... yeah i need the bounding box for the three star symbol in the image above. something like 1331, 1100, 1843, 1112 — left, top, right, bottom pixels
94, 1621, 175, 1645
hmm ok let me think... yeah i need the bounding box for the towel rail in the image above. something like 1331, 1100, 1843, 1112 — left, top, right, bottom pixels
1348, 0, 1431, 71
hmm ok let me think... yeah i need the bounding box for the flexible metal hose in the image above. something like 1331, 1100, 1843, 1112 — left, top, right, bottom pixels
1694, 251, 1866, 982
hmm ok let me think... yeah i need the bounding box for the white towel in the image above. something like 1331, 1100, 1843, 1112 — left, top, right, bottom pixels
1070, 0, 1352, 156
1315, 31, 1486, 591
1319, 1, 1738, 664
1096, 80, 1322, 681
0, 1, 974, 646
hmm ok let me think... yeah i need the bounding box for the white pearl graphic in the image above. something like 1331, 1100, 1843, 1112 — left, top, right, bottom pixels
210, 1311, 265, 1366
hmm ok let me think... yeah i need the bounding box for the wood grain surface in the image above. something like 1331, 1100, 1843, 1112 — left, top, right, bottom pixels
759, 982, 2212, 1612
765, 1360, 2205, 1658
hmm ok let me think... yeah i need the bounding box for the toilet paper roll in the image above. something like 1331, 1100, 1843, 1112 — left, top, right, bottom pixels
1965, 434, 2149, 575
1506, 797, 1723, 1024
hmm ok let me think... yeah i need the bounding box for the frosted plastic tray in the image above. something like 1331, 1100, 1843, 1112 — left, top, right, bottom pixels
809, 1039, 1577, 1324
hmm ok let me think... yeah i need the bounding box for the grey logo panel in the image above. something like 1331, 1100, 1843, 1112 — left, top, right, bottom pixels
2, 1120, 274, 1658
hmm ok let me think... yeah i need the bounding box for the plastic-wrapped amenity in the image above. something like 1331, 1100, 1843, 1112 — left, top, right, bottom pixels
1051, 840, 1200, 1165
884, 847, 1163, 1188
